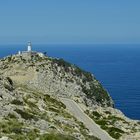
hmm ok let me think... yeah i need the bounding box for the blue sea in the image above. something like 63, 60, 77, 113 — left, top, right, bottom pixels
0, 44, 140, 120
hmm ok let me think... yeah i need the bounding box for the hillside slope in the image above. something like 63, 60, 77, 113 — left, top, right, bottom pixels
0, 54, 113, 107
0, 76, 99, 140
0, 53, 140, 140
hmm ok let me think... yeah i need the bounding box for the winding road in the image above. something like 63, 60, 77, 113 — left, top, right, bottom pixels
60, 98, 114, 140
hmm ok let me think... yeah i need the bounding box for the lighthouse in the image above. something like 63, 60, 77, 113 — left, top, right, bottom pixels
17, 42, 45, 59
27, 42, 32, 52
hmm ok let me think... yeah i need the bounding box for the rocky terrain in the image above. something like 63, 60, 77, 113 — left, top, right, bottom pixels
0, 53, 140, 140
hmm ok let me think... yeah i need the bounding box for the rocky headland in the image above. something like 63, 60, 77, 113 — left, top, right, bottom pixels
0, 51, 140, 140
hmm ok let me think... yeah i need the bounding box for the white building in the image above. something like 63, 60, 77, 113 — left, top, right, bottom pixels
18, 42, 45, 59
27, 42, 32, 52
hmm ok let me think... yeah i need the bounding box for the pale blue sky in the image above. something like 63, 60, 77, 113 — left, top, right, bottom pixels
0, 0, 140, 44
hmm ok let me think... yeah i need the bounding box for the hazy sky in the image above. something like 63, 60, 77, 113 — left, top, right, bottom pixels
0, 0, 140, 44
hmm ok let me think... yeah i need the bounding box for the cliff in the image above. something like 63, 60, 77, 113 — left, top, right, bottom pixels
0, 54, 113, 107
0, 53, 139, 140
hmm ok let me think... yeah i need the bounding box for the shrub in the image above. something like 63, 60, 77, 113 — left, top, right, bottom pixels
7, 113, 17, 119
0, 118, 23, 134
40, 133, 75, 140
11, 99, 23, 105
44, 94, 66, 109
52, 58, 71, 72
106, 127, 124, 139
95, 120, 108, 126
9, 128, 40, 140
7, 56, 12, 62
92, 111, 101, 118
108, 116, 125, 122
49, 107, 60, 113
14, 109, 37, 120
105, 111, 111, 115
6, 77, 13, 86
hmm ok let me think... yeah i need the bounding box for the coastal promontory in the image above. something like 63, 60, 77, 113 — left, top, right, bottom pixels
0, 47, 139, 140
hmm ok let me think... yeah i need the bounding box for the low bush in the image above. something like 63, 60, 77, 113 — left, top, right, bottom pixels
40, 133, 75, 140
106, 127, 124, 139
92, 111, 102, 118
7, 113, 17, 119
95, 120, 108, 126
11, 99, 23, 105
14, 109, 37, 120
44, 94, 66, 109
0, 118, 23, 134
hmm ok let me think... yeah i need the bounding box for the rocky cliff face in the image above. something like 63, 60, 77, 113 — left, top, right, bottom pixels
0, 53, 139, 140
0, 54, 113, 107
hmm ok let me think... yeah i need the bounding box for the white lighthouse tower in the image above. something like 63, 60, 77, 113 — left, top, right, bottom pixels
27, 42, 32, 52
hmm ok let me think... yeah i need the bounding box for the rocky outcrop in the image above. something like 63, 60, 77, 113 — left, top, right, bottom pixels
0, 54, 113, 108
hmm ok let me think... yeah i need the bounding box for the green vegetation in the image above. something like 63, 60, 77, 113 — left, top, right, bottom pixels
0, 118, 23, 134
49, 107, 60, 113
82, 82, 112, 107
4, 77, 14, 91
14, 108, 37, 120
6, 77, 13, 86
0, 118, 77, 140
6, 127, 39, 140
11, 99, 23, 105
23, 97, 38, 109
92, 111, 102, 118
85, 110, 125, 139
7, 56, 12, 62
52, 58, 93, 82
44, 94, 66, 109
52, 58, 71, 72
105, 111, 111, 115
101, 126, 124, 139
39, 133, 75, 140
77, 122, 100, 140
40, 132, 100, 140
1, 120, 99, 140
95, 120, 108, 126
74, 65, 93, 82
107, 115, 125, 124
33, 54, 44, 62
7, 113, 17, 119
61, 110, 73, 119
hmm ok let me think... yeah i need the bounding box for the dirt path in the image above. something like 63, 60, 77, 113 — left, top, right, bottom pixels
60, 98, 114, 140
